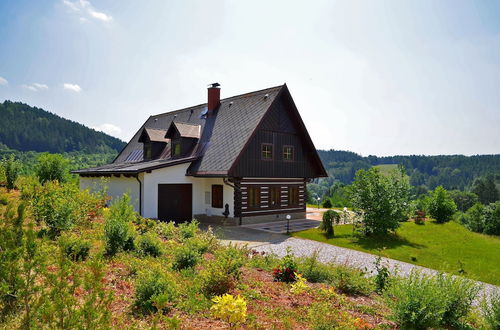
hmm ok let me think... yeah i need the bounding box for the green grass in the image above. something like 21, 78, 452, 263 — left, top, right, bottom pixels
292, 221, 500, 285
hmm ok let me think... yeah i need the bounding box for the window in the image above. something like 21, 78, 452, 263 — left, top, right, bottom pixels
261, 143, 273, 160
248, 187, 261, 208
288, 186, 299, 206
211, 185, 223, 208
144, 143, 152, 160
283, 146, 294, 161
270, 186, 281, 207
172, 141, 181, 157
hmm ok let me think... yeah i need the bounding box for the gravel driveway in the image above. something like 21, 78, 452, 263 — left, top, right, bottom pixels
251, 236, 500, 300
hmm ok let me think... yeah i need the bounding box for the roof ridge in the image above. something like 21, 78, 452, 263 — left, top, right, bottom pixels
151, 84, 284, 118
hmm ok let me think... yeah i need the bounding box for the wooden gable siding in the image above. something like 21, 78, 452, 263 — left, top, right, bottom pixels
233, 178, 306, 217
230, 95, 318, 178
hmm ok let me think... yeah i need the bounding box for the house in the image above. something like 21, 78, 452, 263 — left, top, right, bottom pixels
73, 84, 327, 224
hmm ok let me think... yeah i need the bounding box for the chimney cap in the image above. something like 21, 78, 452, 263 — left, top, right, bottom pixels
208, 82, 220, 88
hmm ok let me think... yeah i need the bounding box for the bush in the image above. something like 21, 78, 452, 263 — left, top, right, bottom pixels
297, 251, 335, 283
178, 220, 199, 240
172, 245, 200, 270
155, 221, 178, 240
210, 294, 247, 326
35, 153, 69, 184
481, 291, 500, 330
134, 269, 178, 314
385, 271, 479, 328
348, 166, 410, 235
60, 234, 91, 261
374, 256, 391, 293
329, 264, 374, 296
428, 186, 457, 223
461, 202, 500, 236
0, 193, 8, 205
321, 199, 332, 209
136, 232, 162, 257
200, 246, 246, 297
104, 194, 136, 256
2, 155, 20, 191
320, 210, 339, 238
272, 248, 298, 283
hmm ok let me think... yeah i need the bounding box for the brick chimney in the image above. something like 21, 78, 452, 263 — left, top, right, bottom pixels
207, 82, 221, 114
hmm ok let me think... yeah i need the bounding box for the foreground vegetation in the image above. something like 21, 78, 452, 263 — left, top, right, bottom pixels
293, 221, 500, 286
1, 181, 499, 329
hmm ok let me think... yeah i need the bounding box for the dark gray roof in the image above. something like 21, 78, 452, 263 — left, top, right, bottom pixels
74, 85, 283, 176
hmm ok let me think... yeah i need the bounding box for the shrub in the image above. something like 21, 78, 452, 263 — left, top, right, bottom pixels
481, 292, 500, 330
461, 202, 500, 236
104, 194, 136, 256
133, 216, 157, 234
483, 201, 500, 236
134, 269, 178, 314
385, 271, 479, 329
172, 245, 199, 270
2, 155, 21, 191
35, 153, 69, 184
60, 234, 91, 261
329, 264, 374, 296
348, 166, 410, 235
297, 251, 335, 283
0, 193, 8, 205
30, 182, 83, 237
374, 256, 391, 293
200, 246, 246, 296
155, 221, 178, 240
210, 294, 247, 326
290, 273, 309, 294
321, 199, 332, 208
320, 210, 339, 238
272, 248, 298, 283
136, 232, 163, 257
178, 220, 199, 240
428, 186, 457, 223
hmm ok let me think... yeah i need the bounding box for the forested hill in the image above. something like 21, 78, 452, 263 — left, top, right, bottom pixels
0, 101, 125, 153
318, 149, 500, 191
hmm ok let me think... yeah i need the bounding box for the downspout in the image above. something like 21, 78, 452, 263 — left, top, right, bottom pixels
223, 177, 243, 226
135, 175, 142, 216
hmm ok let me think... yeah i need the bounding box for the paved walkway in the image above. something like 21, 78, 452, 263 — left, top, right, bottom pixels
210, 225, 499, 299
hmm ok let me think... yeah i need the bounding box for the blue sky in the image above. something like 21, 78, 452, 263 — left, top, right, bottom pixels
0, 0, 499, 156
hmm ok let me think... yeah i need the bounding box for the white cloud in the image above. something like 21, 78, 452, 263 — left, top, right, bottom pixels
92, 123, 123, 138
0, 76, 7, 85
22, 83, 48, 91
63, 83, 82, 92
62, 0, 112, 22
33, 83, 49, 90
88, 9, 112, 22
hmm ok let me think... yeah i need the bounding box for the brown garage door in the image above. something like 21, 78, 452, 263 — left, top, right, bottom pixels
157, 184, 192, 222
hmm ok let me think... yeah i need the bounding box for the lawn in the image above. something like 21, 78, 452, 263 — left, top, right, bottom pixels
292, 221, 500, 285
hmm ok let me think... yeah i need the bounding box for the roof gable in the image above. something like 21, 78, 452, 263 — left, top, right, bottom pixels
165, 122, 201, 139
138, 128, 169, 143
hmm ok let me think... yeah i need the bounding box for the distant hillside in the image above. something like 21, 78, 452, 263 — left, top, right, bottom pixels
317, 149, 500, 191
0, 101, 126, 154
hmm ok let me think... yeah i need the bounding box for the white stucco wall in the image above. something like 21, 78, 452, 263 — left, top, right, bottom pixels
79, 175, 143, 212
141, 163, 234, 219
79, 163, 234, 219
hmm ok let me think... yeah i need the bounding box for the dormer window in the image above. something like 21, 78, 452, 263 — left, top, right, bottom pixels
172, 141, 181, 157
138, 128, 169, 161
144, 143, 152, 160
165, 121, 201, 159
